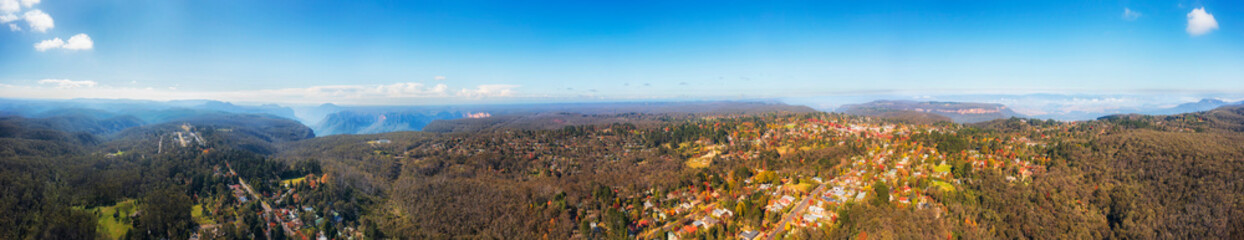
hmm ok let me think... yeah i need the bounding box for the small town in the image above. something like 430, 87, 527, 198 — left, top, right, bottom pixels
561, 114, 1065, 239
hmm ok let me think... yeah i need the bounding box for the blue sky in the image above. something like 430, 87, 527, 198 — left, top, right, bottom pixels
1, 0, 1242, 105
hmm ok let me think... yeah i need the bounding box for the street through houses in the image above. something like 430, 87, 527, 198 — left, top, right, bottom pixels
228, 163, 298, 238
640, 203, 718, 239
763, 184, 826, 240
759, 159, 847, 240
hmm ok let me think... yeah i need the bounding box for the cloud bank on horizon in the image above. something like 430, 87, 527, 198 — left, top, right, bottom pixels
0, 79, 522, 105
0, 1, 1241, 105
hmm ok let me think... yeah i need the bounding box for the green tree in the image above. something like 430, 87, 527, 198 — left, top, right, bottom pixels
580, 220, 592, 238
272, 224, 287, 240
131, 187, 194, 240
871, 182, 890, 207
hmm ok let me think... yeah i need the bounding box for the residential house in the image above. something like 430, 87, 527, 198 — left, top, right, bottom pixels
738, 230, 761, 240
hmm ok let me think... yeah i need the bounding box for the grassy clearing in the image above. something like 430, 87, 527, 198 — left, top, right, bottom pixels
89, 199, 137, 240
191, 204, 215, 225
686, 157, 712, 169
930, 180, 955, 192
790, 183, 815, 193
281, 177, 307, 187
685, 149, 718, 169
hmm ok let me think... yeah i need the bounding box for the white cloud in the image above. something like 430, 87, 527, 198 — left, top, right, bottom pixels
7, 23, 17, 31
0, 0, 18, 14
38, 79, 97, 88
33, 33, 91, 51
434, 76, 446, 81
22, 9, 51, 32
457, 84, 519, 98
0, 13, 16, 23
63, 33, 92, 50
33, 37, 62, 51
1122, 8, 1141, 21
375, 82, 449, 97
1, 0, 37, 14
1186, 8, 1218, 36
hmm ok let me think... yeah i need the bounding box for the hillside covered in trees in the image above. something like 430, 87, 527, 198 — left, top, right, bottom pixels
1, 104, 1243, 239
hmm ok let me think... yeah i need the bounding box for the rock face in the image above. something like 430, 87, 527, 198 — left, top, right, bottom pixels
838, 100, 1023, 123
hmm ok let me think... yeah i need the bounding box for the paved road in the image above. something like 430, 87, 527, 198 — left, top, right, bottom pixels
763, 184, 826, 240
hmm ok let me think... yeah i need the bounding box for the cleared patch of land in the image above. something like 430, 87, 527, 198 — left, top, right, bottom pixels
89, 199, 137, 240
192, 204, 215, 225
281, 177, 307, 187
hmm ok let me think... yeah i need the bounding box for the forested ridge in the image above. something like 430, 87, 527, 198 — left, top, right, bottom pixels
2, 106, 1243, 239
0, 113, 316, 239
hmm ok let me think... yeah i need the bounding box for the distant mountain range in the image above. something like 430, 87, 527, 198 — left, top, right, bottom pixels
833, 98, 1244, 123
0, 99, 299, 124
313, 111, 464, 135
1145, 98, 1244, 115
311, 101, 815, 135
6, 97, 1237, 136
1023, 98, 1244, 121
0, 99, 816, 136
837, 100, 1023, 123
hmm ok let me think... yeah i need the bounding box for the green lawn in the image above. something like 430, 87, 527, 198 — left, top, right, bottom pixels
686, 156, 712, 169
192, 204, 216, 225
790, 183, 816, 193
930, 180, 956, 192
89, 199, 137, 240
281, 177, 307, 187
933, 163, 952, 174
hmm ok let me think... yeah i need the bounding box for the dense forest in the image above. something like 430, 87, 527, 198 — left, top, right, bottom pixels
1, 105, 1243, 239
0, 112, 317, 239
